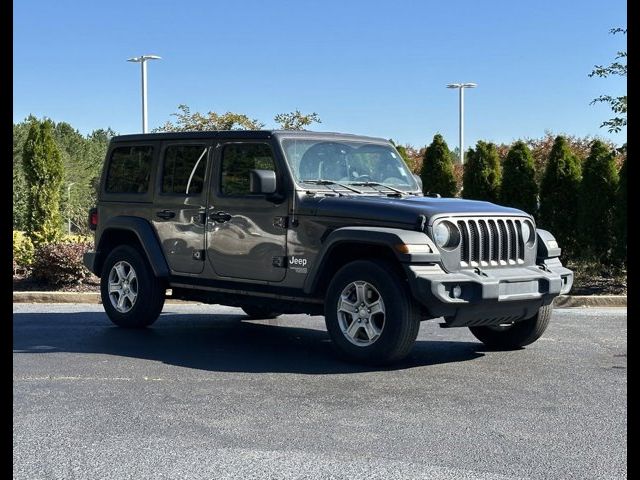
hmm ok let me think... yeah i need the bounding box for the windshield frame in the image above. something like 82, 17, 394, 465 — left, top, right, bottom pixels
274, 133, 421, 194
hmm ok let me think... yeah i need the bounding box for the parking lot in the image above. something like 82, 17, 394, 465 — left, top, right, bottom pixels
13, 304, 626, 479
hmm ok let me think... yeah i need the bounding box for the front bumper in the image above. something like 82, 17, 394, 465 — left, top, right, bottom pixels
405, 258, 573, 327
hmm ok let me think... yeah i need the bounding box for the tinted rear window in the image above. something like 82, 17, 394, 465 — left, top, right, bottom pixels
161, 145, 208, 195
105, 146, 153, 193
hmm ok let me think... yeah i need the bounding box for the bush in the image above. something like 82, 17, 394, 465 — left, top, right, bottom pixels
13, 231, 35, 272
462, 141, 501, 202
539, 136, 582, 260
500, 141, 538, 216
420, 134, 457, 197
61, 234, 93, 244
31, 241, 92, 286
578, 140, 618, 261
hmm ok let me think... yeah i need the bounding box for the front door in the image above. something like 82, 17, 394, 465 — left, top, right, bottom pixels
152, 141, 210, 274
206, 141, 288, 282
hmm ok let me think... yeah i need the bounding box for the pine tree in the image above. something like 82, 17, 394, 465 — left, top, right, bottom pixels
614, 154, 627, 265
578, 141, 619, 261
500, 141, 538, 215
539, 136, 582, 259
462, 141, 501, 202
22, 119, 64, 244
420, 134, 457, 197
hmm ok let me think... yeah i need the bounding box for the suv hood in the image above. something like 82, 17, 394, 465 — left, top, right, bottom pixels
298, 195, 528, 225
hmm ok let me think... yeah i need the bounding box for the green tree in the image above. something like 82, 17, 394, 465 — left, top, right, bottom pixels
462, 141, 501, 202
578, 141, 619, 260
22, 119, 65, 244
539, 136, 582, 259
156, 104, 264, 131
13, 121, 33, 230
500, 141, 538, 215
589, 28, 627, 133
614, 154, 627, 265
420, 134, 457, 197
274, 110, 321, 130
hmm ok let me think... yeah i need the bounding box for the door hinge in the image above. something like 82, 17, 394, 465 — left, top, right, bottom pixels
273, 216, 289, 229
272, 256, 287, 268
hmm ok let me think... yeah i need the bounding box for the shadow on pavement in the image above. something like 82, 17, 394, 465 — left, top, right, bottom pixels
13, 311, 486, 374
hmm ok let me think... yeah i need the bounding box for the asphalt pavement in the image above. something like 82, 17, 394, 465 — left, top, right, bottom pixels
13, 304, 627, 479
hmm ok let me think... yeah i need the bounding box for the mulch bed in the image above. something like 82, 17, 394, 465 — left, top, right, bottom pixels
13, 273, 100, 293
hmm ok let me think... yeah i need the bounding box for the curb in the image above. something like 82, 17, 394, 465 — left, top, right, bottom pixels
12, 291, 197, 305
12, 291, 626, 308
552, 295, 626, 308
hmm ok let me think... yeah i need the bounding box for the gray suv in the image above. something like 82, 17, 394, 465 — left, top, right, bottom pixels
84, 130, 573, 365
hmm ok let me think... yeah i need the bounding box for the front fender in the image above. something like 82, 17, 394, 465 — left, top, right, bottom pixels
536, 229, 562, 261
303, 226, 439, 294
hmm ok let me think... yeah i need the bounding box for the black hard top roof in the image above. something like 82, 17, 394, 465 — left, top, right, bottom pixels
111, 130, 390, 144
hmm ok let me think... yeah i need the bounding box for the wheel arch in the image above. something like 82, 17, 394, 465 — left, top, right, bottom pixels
303, 226, 439, 296
94, 216, 170, 279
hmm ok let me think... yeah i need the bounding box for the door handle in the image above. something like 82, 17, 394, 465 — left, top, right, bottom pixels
210, 211, 232, 223
156, 209, 176, 220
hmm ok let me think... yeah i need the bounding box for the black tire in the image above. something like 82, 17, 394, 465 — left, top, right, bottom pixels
100, 245, 165, 328
469, 304, 553, 349
241, 305, 281, 319
324, 259, 421, 365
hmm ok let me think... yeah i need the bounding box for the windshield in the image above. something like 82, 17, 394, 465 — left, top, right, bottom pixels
280, 138, 419, 191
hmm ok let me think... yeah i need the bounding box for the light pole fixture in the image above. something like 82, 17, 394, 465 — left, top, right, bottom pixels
127, 55, 162, 133
446, 82, 477, 165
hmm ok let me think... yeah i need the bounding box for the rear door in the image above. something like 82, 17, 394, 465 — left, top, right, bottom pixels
206, 141, 288, 282
152, 141, 211, 274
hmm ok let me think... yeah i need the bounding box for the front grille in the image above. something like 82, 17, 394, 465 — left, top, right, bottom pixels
453, 217, 527, 268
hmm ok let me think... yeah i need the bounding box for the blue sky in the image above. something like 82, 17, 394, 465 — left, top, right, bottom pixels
13, 0, 626, 148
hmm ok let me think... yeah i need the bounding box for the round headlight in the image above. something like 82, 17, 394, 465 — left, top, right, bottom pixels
433, 221, 460, 249
521, 221, 534, 245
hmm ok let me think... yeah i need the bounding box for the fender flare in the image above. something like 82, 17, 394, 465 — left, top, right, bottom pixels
95, 216, 170, 278
303, 226, 439, 294
536, 229, 561, 261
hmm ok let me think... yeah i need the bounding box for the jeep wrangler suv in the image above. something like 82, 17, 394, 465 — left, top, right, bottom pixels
84, 130, 573, 365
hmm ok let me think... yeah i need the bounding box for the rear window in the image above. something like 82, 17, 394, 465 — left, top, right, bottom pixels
161, 145, 208, 195
105, 146, 153, 193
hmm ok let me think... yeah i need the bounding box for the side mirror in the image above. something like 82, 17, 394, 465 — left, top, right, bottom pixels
249, 169, 277, 194
413, 174, 423, 192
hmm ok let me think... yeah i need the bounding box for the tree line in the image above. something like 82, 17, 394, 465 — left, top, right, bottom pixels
13, 110, 626, 271
417, 133, 626, 266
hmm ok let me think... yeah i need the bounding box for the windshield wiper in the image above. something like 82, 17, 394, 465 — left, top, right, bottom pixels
349, 181, 407, 195
302, 180, 363, 194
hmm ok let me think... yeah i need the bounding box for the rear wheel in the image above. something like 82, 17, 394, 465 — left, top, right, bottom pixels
469, 304, 553, 349
324, 259, 420, 365
100, 245, 165, 328
241, 305, 281, 319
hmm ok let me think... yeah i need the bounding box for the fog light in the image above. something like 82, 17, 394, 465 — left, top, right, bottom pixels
452, 285, 462, 299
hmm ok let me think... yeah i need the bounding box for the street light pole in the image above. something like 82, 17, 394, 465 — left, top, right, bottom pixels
127, 55, 162, 133
446, 82, 477, 165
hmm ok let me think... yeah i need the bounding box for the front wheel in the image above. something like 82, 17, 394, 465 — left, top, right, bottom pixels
100, 245, 165, 328
469, 304, 553, 349
324, 260, 420, 365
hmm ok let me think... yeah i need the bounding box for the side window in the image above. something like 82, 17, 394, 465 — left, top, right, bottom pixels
220, 143, 276, 196
105, 146, 153, 193
161, 145, 208, 195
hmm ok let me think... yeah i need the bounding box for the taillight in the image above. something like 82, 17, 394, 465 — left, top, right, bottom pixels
89, 208, 98, 231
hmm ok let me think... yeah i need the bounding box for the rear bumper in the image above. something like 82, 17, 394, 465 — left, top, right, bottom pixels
405, 258, 573, 327
83, 251, 98, 276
